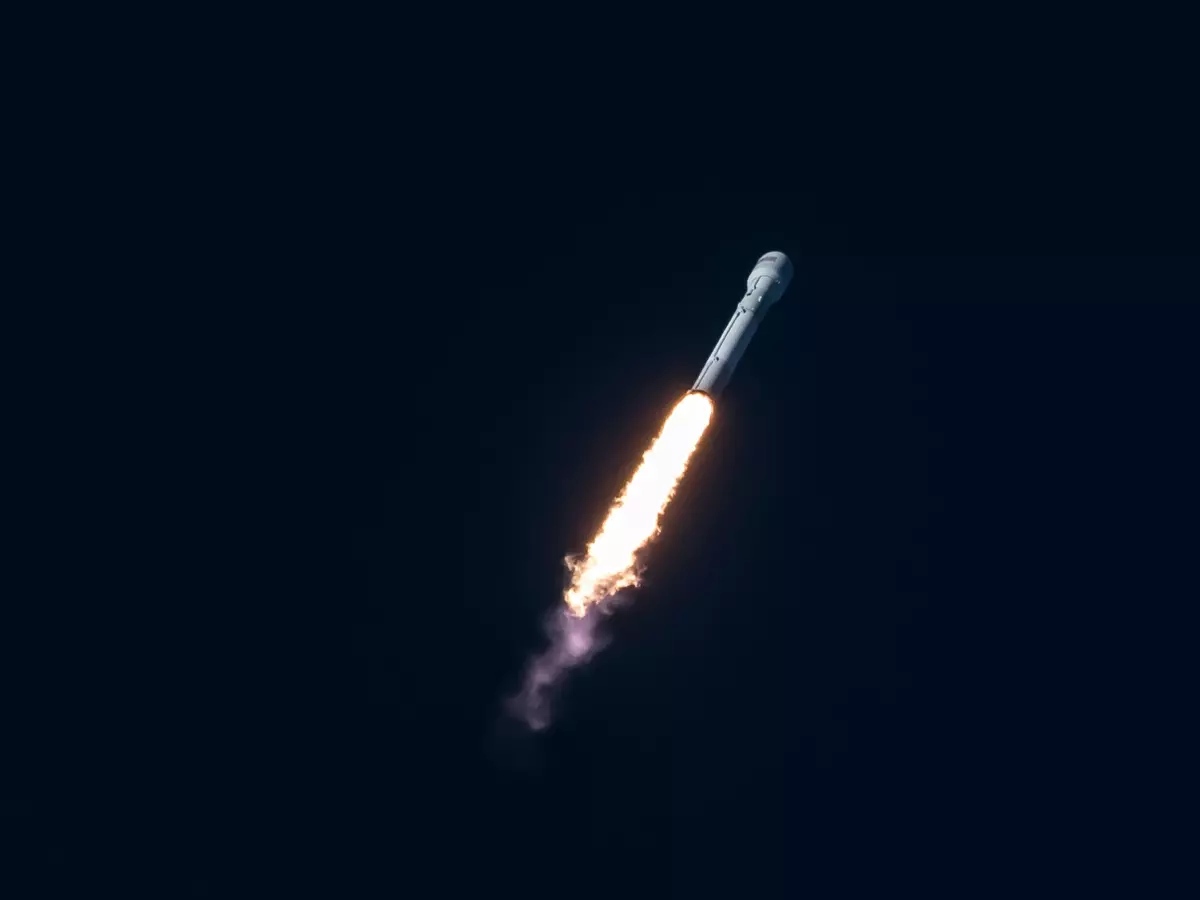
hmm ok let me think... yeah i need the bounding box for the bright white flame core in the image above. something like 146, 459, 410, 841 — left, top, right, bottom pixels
564, 393, 713, 616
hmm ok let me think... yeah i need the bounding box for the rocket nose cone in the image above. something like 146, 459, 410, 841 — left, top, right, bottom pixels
746, 251, 794, 295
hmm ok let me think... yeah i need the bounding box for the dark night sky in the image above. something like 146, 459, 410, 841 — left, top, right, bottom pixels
9, 34, 1197, 895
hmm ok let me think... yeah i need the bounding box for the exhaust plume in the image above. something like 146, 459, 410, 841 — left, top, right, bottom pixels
510, 392, 713, 729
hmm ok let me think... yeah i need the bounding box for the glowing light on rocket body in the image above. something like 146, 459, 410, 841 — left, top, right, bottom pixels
564, 392, 713, 616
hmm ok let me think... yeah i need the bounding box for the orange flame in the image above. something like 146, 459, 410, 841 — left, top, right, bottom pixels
565, 392, 714, 616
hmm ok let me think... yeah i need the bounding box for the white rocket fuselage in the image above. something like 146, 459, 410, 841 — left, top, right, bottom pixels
691, 252, 793, 397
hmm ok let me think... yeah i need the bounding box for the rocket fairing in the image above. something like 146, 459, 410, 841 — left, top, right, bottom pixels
691, 252, 793, 397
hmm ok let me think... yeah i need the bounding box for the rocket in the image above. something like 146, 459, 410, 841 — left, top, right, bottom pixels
691, 252, 793, 397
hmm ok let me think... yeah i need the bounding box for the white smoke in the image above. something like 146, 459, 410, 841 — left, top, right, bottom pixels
507, 598, 619, 730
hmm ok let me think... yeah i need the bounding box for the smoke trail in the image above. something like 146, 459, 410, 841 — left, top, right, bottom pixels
508, 602, 611, 731
509, 393, 713, 730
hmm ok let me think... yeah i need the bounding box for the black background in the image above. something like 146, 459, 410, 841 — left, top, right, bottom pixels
8, 26, 1198, 896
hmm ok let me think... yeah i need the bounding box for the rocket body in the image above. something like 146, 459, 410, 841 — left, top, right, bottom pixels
691, 252, 793, 397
